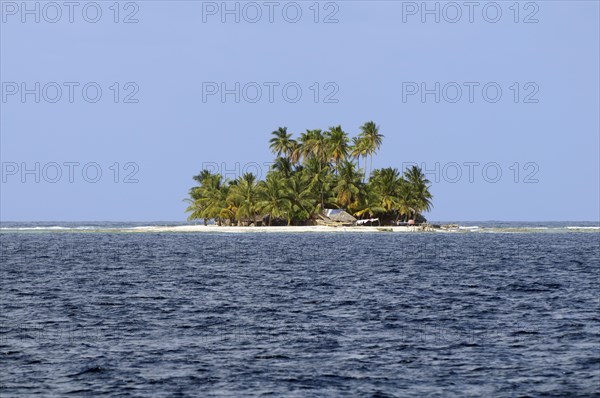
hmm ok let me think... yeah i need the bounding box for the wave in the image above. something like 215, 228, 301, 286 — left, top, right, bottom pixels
0, 226, 136, 231
2, 226, 71, 230
455, 226, 599, 234
0, 224, 182, 232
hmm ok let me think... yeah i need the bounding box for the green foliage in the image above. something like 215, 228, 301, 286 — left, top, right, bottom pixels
186, 123, 434, 225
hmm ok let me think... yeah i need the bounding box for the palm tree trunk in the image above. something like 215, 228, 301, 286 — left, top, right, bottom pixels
361, 155, 366, 182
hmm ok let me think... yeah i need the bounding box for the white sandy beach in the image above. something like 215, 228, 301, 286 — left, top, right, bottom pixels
130, 225, 425, 233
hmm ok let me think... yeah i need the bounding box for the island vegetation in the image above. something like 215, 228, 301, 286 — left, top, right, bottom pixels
186, 122, 433, 226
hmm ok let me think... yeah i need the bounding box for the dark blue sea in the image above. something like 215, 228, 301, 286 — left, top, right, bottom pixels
1, 222, 599, 396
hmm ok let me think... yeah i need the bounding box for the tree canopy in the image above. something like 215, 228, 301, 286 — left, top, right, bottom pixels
186, 122, 433, 226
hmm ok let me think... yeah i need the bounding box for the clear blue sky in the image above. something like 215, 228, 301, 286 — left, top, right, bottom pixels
1, 1, 598, 221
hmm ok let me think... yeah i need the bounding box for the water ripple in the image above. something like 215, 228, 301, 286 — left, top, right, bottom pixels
1, 232, 599, 396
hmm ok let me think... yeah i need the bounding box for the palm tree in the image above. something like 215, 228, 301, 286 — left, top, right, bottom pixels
333, 160, 363, 209
325, 125, 349, 172
187, 123, 434, 227
308, 129, 327, 163
269, 127, 295, 158
395, 180, 415, 222
289, 140, 302, 165
354, 189, 385, 221
185, 198, 204, 223
192, 169, 214, 186
257, 174, 292, 225
201, 183, 230, 225
404, 165, 429, 186
360, 121, 384, 179
298, 129, 325, 163
304, 156, 332, 211
370, 167, 402, 213
228, 173, 260, 225
186, 171, 228, 225
272, 157, 293, 178
404, 166, 433, 221
350, 136, 368, 175
298, 130, 313, 162
284, 172, 315, 224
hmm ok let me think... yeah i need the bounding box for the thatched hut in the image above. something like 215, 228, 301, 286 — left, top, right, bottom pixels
318, 209, 357, 226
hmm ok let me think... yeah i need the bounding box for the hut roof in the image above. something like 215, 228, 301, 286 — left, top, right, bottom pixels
323, 209, 357, 223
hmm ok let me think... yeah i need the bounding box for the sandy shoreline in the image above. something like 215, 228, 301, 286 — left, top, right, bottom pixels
2, 224, 598, 234
130, 225, 425, 233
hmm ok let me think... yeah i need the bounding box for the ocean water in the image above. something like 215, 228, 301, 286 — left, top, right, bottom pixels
1, 223, 599, 396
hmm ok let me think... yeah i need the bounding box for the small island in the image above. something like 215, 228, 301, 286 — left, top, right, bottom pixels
186, 122, 433, 228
